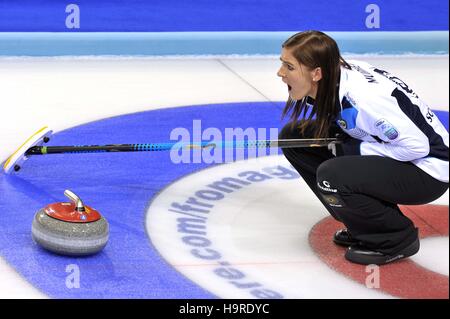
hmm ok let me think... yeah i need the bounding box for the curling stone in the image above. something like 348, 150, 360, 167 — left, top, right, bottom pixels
32, 190, 109, 256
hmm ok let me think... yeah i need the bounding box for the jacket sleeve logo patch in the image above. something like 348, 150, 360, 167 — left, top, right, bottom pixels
375, 119, 399, 140
337, 119, 347, 129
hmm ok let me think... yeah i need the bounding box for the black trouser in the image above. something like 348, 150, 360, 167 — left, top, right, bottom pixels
279, 123, 449, 254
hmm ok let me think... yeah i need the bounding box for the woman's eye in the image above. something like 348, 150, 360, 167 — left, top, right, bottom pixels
287, 66, 294, 71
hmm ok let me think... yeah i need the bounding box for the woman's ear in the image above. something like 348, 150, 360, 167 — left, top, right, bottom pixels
311, 67, 322, 82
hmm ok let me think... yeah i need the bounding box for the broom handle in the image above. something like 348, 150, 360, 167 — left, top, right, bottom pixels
25, 138, 341, 156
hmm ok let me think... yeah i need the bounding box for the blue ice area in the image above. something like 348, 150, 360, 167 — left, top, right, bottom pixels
0, 102, 285, 298
0, 102, 447, 298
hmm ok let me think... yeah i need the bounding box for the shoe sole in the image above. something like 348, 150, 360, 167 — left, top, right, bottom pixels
345, 238, 420, 265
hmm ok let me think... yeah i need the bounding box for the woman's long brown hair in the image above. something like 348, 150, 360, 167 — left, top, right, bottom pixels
281, 31, 351, 138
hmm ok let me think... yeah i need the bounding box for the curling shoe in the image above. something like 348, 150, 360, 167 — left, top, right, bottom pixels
333, 229, 358, 247
345, 237, 420, 265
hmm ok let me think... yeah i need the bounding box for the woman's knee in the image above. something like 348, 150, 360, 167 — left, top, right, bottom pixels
316, 158, 344, 192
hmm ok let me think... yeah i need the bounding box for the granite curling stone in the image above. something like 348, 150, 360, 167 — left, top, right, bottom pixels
32, 190, 109, 256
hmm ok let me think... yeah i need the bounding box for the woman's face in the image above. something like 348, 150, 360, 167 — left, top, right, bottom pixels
277, 48, 321, 100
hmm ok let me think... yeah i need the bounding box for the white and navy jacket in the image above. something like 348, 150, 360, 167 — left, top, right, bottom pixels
336, 60, 449, 183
